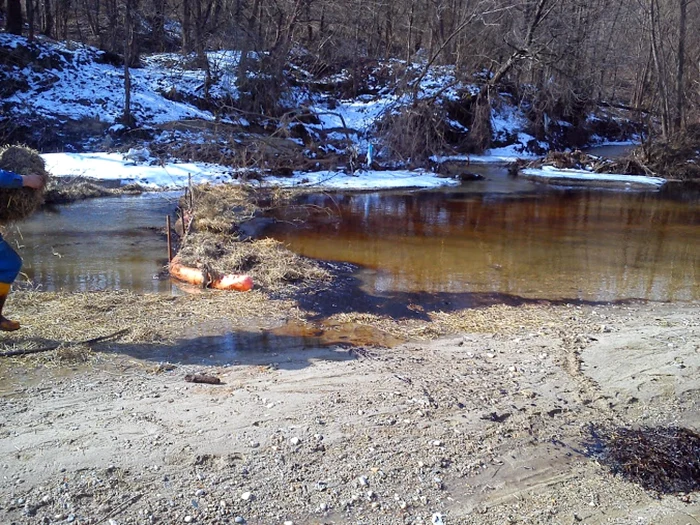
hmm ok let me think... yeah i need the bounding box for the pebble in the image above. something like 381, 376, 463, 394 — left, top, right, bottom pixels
432, 440, 442, 447
358, 475, 369, 487
284, 521, 294, 525
234, 517, 245, 524
184, 516, 193, 523
319, 502, 328, 512
241, 491, 253, 501
195, 489, 205, 497
290, 437, 300, 446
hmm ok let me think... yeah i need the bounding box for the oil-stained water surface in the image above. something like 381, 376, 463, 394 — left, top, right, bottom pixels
263, 185, 699, 302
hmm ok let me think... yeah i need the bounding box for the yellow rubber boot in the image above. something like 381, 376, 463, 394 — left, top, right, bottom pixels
0, 282, 20, 331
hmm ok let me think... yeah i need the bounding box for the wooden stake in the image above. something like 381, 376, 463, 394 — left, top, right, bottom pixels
166, 215, 172, 262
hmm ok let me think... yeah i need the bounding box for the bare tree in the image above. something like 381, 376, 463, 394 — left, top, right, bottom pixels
6, 0, 22, 34
122, 0, 139, 127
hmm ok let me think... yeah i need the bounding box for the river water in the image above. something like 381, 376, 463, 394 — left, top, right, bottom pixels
7, 167, 699, 303
5, 192, 178, 293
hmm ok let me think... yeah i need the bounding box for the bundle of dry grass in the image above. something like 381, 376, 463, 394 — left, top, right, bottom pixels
183, 183, 293, 235
178, 232, 331, 292
0, 145, 50, 223
186, 184, 259, 233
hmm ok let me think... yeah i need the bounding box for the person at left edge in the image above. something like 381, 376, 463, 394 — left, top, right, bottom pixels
0, 168, 45, 331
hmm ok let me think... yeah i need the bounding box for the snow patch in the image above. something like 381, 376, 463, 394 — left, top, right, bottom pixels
42, 152, 458, 191
521, 166, 666, 189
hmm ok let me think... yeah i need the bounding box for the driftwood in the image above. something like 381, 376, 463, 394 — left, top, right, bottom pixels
184, 373, 222, 385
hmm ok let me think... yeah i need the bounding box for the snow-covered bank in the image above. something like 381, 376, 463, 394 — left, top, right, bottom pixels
42, 152, 458, 190
266, 169, 460, 190
42, 152, 234, 188
521, 166, 667, 189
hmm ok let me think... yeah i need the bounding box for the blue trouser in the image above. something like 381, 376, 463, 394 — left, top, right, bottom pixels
0, 236, 22, 284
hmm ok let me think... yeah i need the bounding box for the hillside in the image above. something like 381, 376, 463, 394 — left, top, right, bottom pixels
1, 32, 639, 179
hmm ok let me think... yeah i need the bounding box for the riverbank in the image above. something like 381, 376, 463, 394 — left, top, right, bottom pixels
1, 292, 698, 524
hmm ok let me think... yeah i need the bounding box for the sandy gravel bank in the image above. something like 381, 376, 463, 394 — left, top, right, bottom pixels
0, 295, 698, 525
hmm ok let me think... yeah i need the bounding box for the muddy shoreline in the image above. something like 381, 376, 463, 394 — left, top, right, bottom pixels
1, 291, 698, 525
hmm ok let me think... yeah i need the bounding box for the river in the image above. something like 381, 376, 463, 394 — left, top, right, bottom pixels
7, 165, 699, 303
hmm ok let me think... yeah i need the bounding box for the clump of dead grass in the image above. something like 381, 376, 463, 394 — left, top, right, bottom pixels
0, 145, 50, 223
178, 233, 331, 291
183, 184, 293, 234
187, 184, 259, 233
44, 178, 145, 204
175, 183, 328, 292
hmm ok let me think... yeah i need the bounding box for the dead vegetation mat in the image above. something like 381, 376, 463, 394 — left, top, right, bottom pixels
590, 425, 700, 494
178, 233, 332, 292
0, 289, 600, 364
0, 289, 303, 363
177, 184, 332, 292
44, 178, 145, 204
526, 149, 648, 175
632, 126, 700, 181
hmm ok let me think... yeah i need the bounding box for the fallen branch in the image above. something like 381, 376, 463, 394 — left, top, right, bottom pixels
0, 328, 131, 358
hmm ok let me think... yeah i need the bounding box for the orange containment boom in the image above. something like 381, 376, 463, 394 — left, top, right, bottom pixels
169, 256, 254, 292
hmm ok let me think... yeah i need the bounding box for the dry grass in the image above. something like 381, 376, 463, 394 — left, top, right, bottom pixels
187, 184, 259, 233
176, 184, 329, 292
325, 303, 587, 341
178, 233, 332, 292
0, 289, 304, 363
0, 145, 50, 223
44, 178, 145, 204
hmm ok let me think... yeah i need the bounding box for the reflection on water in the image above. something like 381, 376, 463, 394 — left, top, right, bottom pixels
264, 187, 700, 302
4, 193, 179, 293
138, 320, 404, 366
4, 177, 698, 304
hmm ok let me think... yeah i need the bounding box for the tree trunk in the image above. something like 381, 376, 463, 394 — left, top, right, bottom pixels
25, 0, 34, 39
122, 0, 138, 127
42, 0, 53, 36
649, 0, 671, 138
182, 0, 192, 53
674, 0, 688, 132
6, 0, 22, 34
153, 0, 165, 52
